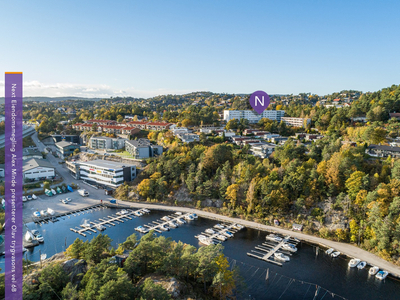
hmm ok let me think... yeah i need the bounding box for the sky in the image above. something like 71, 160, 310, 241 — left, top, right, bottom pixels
1, 0, 399, 98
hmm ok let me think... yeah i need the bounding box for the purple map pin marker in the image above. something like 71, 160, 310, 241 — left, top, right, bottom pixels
249, 90, 270, 114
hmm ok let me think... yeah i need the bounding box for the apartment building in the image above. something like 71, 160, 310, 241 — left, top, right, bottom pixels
125, 139, 163, 159
55, 141, 80, 159
281, 117, 311, 128
366, 145, 400, 158
89, 136, 126, 150
223, 110, 285, 123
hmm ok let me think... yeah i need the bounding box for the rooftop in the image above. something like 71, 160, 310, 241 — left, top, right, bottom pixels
125, 138, 151, 147
23, 158, 54, 172
368, 144, 400, 152
79, 159, 134, 169
55, 141, 78, 148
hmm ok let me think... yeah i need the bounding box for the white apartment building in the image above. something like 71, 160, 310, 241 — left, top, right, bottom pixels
281, 117, 311, 128
223, 110, 285, 123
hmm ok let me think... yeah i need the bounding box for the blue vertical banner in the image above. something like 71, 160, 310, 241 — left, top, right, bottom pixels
5, 72, 23, 300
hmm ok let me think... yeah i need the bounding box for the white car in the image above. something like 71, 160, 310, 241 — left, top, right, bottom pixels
65, 197, 72, 202
62, 199, 68, 204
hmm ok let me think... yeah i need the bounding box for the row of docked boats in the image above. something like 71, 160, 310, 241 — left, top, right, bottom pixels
197, 223, 245, 245
348, 258, 389, 280
33, 208, 55, 218
325, 247, 341, 258
264, 234, 301, 262
135, 211, 196, 233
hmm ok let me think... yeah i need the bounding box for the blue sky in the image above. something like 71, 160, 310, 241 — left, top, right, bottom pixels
1, 0, 399, 98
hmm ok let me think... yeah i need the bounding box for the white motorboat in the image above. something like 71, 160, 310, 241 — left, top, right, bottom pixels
95, 224, 106, 231
331, 251, 340, 258
214, 224, 225, 230
31, 230, 39, 236
274, 252, 290, 262
135, 226, 148, 233
81, 220, 91, 228
266, 234, 282, 242
161, 216, 171, 221
169, 222, 177, 228
282, 243, 297, 252
33, 211, 40, 218
40, 210, 48, 217
197, 234, 207, 240
116, 209, 129, 215
35, 234, 44, 243
175, 212, 182, 215
369, 266, 379, 275
222, 231, 234, 238
160, 225, 169, 231
325, 248, 334, 255
134, 211, 143, 217
47, 208, 55, 216
185, 214, 194, 221
349, 258, 361, 268
191, 213, 198, 219
205, 228, 216, 235
357, 261, 367, 269
198, 236, 214, 246
176, 218, 184, 225
216, 235, 227, 241
376, 270, 389, 280
235, 224, 245, 230
142, 208, 150, 213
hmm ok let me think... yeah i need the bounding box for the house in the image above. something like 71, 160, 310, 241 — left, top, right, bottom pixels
55, 141, 80, 159
120, 127, 140, 136
172, 127, 190, 136
23, 158, 55, 181
125, 139, 163, 159
177, 133, 200, 143
126, 121, 149, 130
366, 145, 400, 158
251, 143, 276, 158
389, 112, 400, 121
146, 122, 172, 131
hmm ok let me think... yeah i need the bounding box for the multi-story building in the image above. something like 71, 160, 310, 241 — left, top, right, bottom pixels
250, 143, 276, 158
146, 122, 172, 131
89, 136, 126, 150
66, 159, 136, 188
23, 158, 55, 181
281, 117, 311, 128
85, 119, 118, 126
52, 134, 80, 144
177, 133, 200, 143
223, 110, 285, 123
55, 141, 80, 159
366, 145, 400, 158
125, 139, 163, 159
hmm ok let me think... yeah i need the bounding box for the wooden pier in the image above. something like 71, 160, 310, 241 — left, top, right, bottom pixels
247, 235, 300, 266
70, 208, 148, 237
138, 212, 195, 234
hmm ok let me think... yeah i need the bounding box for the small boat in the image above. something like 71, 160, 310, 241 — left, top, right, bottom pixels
331, 251, 340, 258
376, 271, 389, 280
235, 224, 245, 230
274, 252, 290, 262
191, 213, 198, 219
142, 208, 150, 213
214, 224, 225, 230
197, 234, 207, 240
216, 235, 227, 241
81, 220, 91, 228
176, 218, 184, 225
47, 208, 55, 216
40, 210, 48, 217
325, 248, 334, 255
205, 228, 215, 235
222, 231, 234, 238
31, 230, 39, 236
266, 234, 282, 242
185, 214, 194, 221
349, 258, 361, 268
135, 226, 148, 233
40, 253, 47, 260
357, 261, 367, 269
175, 212, 182, 215
116, 209, 129, 216
35, 234, 44, 243
33, 211, 41, 218
160, 225, 169, 231
134, 211, 143, 217
198, 236, 214, 246
282, 243, 297, 252
161, 216, 171, 221
24, 231, 35, 242
169, 222, 177, 228
95, 224, 106, 231
369, 266, 379, 276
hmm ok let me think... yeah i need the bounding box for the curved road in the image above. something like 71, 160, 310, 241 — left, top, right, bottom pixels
117, 200, 400, 279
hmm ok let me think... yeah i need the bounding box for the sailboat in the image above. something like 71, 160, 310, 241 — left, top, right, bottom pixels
24, 231, 35, 242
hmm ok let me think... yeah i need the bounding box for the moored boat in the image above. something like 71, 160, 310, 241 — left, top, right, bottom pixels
161, 216, 171, 221
325, 248, 334, 255
216, 235, 227, 241
376, 270, 389, 280
169, 222, 177, 228
274, 252, 290, 262
205, 228, 215, 235
185, 214, 194, 221
266, 234, 282, 242
116, 209, 129, 215
96, 224, 106, 231
357, 261, 367, 269
198, 236, 214, 246
282, 243, 297, 252
47, 208, 55, 216
222, 231, 234, 238
331, 251, 340, 258
214, 224, 225, 230
369, 266, 379, 275
349, 258, 361, 268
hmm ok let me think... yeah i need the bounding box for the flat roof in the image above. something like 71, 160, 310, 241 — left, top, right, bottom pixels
23, 158, 54, 172
79, 159, 135, 169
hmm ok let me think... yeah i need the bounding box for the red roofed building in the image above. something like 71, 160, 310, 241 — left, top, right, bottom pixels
98, 125, 124, 134
333, 98, 341, 102
121, 127, 141, 135
85, 119, 117, 125
127, 121, 149, 129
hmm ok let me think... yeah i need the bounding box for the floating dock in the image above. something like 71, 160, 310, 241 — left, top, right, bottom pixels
138, 212, 196, 233
247, 235, 300, 266
70, 208, 148, 237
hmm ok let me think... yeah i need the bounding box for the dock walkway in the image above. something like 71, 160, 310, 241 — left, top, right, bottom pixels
139, 212, 193, 233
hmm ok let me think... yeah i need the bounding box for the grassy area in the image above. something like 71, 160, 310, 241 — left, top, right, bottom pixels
117, 151, 135, 158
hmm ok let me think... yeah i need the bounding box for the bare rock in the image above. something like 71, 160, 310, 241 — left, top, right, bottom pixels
62, 259, 88, 287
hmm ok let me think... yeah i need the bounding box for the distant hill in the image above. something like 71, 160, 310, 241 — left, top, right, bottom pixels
0, 96, 103, 104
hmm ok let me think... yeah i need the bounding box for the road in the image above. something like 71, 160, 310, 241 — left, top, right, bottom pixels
115, 200, 400, 279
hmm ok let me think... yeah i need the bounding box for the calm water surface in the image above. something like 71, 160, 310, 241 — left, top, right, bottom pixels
2, 208, 399, 299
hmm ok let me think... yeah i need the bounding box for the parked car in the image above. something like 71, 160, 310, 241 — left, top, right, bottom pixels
62, 199, 68, 204
65, 197, 72, 202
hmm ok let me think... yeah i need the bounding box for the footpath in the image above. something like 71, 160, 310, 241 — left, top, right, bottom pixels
116, 200, 400, 279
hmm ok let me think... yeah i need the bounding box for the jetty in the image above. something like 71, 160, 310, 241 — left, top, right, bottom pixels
70, 208, 148, 237
247, 235, 300, 266
138, 212, 195, 233
195, 222, 244, 243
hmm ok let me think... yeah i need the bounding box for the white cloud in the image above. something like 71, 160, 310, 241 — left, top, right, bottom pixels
2, 80, 195, 99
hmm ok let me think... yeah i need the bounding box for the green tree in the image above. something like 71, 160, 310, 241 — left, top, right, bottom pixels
345, 171, 369, 200
38, 263, 69, 299
65, 238, 86, 259
140, 278, 171, 300
98, 276, 135, 300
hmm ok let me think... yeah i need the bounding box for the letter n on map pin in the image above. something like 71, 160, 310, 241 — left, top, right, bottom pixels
249, 90, 270, 114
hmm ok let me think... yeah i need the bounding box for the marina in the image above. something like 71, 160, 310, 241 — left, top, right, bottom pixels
247, 233, 300, 266
195, 222, 245, 244
136, 212, 197, 233
70, 208, 148, 237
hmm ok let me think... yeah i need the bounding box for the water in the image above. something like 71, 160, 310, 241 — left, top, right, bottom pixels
1, 208, 399, 299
